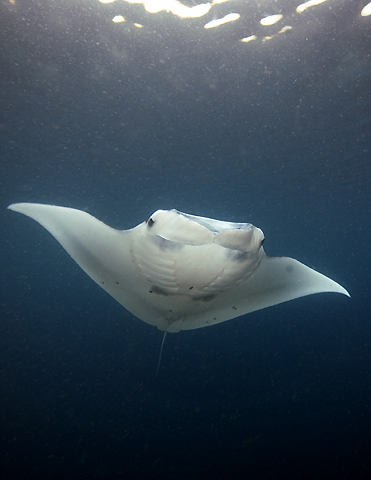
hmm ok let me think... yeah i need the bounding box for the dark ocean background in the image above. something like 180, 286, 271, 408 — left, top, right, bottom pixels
1, 0, 370, 478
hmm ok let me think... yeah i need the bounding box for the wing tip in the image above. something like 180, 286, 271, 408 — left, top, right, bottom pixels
329, 281, 350, 298
8, 203, 45, 215
340, 286, 351, 298
7, 203, 32, 214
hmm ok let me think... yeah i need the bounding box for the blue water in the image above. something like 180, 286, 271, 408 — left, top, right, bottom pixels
1, 0, 370, 478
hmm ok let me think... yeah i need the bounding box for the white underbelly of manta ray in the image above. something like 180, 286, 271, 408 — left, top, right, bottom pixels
8, 203, 350, 333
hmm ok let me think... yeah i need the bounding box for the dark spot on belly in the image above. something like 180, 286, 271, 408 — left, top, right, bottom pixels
152, 235, 183, 250
228, 250, 251, 262
192, 294, 215, 302
286, 265, 294, 273
150, 285, 169, 296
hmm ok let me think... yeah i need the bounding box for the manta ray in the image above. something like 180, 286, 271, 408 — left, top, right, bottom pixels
8, 203, 349, 335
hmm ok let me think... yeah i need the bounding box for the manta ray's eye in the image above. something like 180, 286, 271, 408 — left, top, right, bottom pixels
147, 218, 154, 227
261, 238, 265, 246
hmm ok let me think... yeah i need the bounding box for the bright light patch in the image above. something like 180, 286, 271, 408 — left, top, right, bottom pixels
279, 26, 292, 33
204, 13, 240, 29
171, 2, 211, 18
361, 2, 371, 16
260, 14, 283, 26
240, 35, 257, 43
296, 0, 327, 14
122, 0, 211, 18
134, 23, 143, 28
113, 15, 125, 23
99, 0, 116, 3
